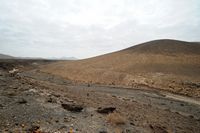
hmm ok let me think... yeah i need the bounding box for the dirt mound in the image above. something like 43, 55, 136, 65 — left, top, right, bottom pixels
40, 39, 200, 97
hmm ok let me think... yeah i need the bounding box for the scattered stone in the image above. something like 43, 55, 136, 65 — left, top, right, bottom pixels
61, 103, 83, 112
97, 107, 116, 114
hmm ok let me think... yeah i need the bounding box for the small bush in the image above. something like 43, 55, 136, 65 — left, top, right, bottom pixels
107, 112, 126, 125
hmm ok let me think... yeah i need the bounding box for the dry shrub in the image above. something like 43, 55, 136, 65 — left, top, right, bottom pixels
114, 127, 123, 133
107, 112, 126, 125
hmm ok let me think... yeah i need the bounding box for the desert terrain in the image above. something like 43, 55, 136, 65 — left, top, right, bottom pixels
41, 39, 200, 97
0, 39, 200, 133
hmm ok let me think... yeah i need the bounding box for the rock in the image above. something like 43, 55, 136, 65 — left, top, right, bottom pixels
97, 107, 116, 114
0, 104, 4, 109
21, 124, 25, 128
28, 125, 40, 132
149, 124, 168, 133
87, 84, 91, 87
64, 117, 71, 122
47, 97, 56, 103
9, 68, 19, 76
61, 103, 83, 112
17, 98, 27, 104
99, 130, 107, 133
130, 122, 135, 126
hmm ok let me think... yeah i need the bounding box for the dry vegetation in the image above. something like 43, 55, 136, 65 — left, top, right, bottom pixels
106, 112, 126, 125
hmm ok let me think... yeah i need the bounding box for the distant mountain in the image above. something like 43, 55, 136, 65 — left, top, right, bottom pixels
0, 53, 77, 60
48, 57, 77, 60
0, 54, 15, 59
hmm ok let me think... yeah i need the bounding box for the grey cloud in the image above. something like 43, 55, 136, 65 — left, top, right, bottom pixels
0, 0, 200, 58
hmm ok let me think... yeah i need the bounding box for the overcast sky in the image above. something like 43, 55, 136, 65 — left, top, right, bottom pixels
0, 0, 200, 59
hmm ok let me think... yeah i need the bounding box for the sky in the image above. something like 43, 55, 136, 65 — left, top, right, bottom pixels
0, 0, 200, 59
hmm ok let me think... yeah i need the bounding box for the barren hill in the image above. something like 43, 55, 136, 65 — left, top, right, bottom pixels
41, 39, 200, 97
0, 53, 14, 59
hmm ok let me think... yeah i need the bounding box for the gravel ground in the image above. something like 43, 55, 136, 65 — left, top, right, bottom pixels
0, 60, 200, 133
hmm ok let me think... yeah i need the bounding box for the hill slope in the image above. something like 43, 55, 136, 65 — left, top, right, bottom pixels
0, 54, 14, 59
40, 39, 200, 97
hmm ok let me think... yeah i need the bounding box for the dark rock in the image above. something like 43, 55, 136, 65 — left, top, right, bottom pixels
61, 103, 83, 112
97, 107, 116, 114
17, 98, 27, 104
99, 128, 107, 133
130, 122, 135, 126
0, 104, 4, 109
87, 84, 91, 87
28, 125, 40, 132
99, 131, 107, 133
53, 94, 61, 97
149, 124, 168, 133
189, 115, 194, 118
47, 97, 56, 103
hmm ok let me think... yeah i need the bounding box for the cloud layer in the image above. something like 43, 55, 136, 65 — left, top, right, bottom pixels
0, 0, 200, 58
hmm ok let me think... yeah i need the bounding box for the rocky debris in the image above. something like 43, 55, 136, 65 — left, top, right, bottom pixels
61, 103, 83, 112
97, 107, 116, 114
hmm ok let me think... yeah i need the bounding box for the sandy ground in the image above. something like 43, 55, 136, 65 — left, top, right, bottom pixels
0, 60, 200, 133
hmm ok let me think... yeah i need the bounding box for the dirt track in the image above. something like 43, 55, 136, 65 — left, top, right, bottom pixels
0, 60, 200, 133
